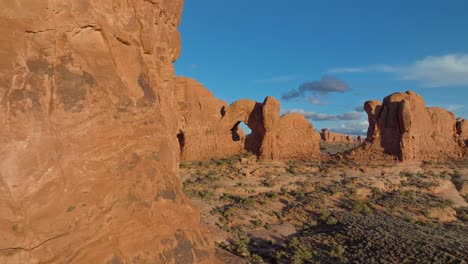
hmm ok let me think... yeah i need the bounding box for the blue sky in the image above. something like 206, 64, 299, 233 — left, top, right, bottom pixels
174, 0, 468, 135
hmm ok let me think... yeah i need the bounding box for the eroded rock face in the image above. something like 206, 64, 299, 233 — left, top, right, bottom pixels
363, 91, 463, 161
175, 77, 244, 161
175, 79, 320, 161
0, 1, 214, 263
456, 118, 468, 147
277, 113, 322, 159
320, 128, 356, 143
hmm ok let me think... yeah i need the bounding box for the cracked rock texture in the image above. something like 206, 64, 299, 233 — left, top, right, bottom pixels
363, 91, 464, 161
175, 77, 321, 161
0, 1, 215, 263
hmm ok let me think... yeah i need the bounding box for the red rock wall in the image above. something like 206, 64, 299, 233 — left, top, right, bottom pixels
364, 91, 464, 161
174, 80, 321, 161
320, 128, 355, 143
277, 113, 322, 159
0, 1, 214, 263
175, 77, 244, 161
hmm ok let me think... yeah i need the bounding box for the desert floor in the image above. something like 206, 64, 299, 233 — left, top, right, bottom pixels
181, 143, 468, 263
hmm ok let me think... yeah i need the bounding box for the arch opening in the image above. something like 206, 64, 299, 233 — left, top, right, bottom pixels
230, 121, 260, 155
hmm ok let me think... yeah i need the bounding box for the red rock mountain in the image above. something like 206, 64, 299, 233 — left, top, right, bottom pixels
0, 1, 214, 263
364, 91, 464, 161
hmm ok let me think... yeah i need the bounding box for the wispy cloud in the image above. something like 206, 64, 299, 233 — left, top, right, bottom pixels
330, 120, 369, 136
353, 106, 365, 112
438, 104, 465, 112
329, 54, 468, 87
308, 97, 328, 106
285, 109, 363, 121
282, 75, 349, 101
255, 75, 299, 84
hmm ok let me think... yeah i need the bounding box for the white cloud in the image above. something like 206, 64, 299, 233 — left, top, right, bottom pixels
285, 109, 363, 121
437, 104, 465, 111
329, 54, 468, 87
308, 96, 327, 105
330, 120, 369, 136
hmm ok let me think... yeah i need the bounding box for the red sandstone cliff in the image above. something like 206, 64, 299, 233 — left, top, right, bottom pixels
364, 91, 464, 161
0, 1, 214, 263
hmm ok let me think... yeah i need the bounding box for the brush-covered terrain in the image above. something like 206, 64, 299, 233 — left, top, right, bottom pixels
181, 148, 468, 264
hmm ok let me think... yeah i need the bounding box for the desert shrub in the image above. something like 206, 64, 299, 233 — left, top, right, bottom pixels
330, 244, 346, 260
351, 199, 373, 215
229, 235, 251, 257
402, 176, 439, 189
197, 190, 214, 200
320, 210, 331, 221
261, 178, 275, 187
253, 219, 263, 227
249, 254, 264, 264
273, 237, 312, 264
221, 194, 256, 207
400, 171, 416, 178
326, 216, 339, 225
455, 206, 468, 222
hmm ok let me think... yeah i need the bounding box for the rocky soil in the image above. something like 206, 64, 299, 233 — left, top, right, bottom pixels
181, 150, 468, 263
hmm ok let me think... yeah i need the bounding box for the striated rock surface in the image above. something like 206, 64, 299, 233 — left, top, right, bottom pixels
0, 1, 214, 263
320, 128, 356, 143
175, 79, 320, 161
363, 91, 464, 161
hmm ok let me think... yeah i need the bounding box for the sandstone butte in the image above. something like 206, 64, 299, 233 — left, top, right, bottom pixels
0, 1, 216, 263
362, 91, 466, 161
457, 117, 468, 147
175, 77, 321, 161
320, 128, 357, 143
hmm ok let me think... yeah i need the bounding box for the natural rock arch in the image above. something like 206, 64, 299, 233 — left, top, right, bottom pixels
175, 77, 321, 161
222, 100, 267, 156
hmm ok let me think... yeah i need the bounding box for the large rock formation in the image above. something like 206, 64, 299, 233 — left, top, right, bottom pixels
320, 128, 356, 143
363, 91, 464, 161
0, 1, 214, 263
175, 77, 244, 160
456, 118, 467, 146
175, 77, 320, 161
277, 113, 322, 159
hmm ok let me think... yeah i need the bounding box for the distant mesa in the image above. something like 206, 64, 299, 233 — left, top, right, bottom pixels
320, 128, 359, 143
175, 76, 321, 161
362, 91, 466, 161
